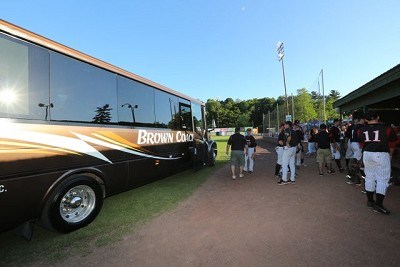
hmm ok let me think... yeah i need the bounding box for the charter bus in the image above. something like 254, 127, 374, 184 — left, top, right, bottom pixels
0, 20, 217, 239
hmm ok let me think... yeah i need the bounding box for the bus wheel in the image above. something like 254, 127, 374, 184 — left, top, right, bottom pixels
208, 149, 216, 167
47, 176, 103, 233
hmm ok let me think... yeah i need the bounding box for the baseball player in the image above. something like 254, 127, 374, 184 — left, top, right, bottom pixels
244, 128, 257, 173
329, 118, 345, 172
278, 121, 298, 185
293, 121, 305, 169
358, 110, 397, 214
345, 116, 365, 185
274, 123, 285, 178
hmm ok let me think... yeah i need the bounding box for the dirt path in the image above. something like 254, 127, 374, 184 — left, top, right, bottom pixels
60, 139, 400, 266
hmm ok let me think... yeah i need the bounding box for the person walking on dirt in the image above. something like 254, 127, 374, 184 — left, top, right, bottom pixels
316, 123, 333, 175
226, 127, 248, 180
244, 128, 257, 173
329, 118, 345, 173
278, 121, 298, 185
358, 110, 397, 214
345, 116, 365, 185
274, 123, 285, 178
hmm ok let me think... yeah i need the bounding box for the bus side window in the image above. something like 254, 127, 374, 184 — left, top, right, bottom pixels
0, 34, 49, 120
179, 103, 192, 131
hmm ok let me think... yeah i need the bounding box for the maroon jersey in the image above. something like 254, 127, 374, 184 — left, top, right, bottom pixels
358, 123, 397, 152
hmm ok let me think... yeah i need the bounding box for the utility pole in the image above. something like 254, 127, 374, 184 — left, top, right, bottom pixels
321, 69, 326, 123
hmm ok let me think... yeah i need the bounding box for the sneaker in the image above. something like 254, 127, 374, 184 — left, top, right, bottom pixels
361, 189, 367, 194
290, 180, 296, 185
239, 173, 244, 178
302, 163, 307, 167
367, 201, 375, 208
373, 205, 390, 215
355, 182, 362, 186
319, 173, 324, 176
232, 175, 236, 180
249, 171, 253, 174
327, 170, 335, 174
277, 179, 289, 185
346, 180, 355, 185
345, 175, 352, 180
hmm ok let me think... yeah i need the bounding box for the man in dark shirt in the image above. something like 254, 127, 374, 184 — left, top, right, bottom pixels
316, 124, 333, 175
329, 118, 344, 172
358, 110, 397, 214
226, 127, 248, 179
345, 116, 365, 185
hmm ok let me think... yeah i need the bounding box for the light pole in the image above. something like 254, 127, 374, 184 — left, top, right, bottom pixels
276, 41, 289, 116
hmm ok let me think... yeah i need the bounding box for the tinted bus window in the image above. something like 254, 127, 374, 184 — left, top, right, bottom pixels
179, 103, 192, 131
192, 102, 205, 138
0, 34, 49, 120
50, 52, 118, 123
155, 90, 180, 129
117, 76, 155, 126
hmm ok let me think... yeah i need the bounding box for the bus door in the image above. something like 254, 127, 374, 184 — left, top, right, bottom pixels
191, 102, 206, 171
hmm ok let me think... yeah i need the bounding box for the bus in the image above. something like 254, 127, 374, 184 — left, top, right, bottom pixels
0, 20, 217, 239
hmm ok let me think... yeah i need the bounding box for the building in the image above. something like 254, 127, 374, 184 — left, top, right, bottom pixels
334, 64, 400, 125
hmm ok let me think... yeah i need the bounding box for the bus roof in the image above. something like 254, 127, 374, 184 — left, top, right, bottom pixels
0, 19, 204, 106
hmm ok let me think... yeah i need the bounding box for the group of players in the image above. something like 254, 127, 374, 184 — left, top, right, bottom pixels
275, 110, 398, 215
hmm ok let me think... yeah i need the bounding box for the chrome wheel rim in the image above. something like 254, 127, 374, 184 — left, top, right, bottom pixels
59, 185, 96, 223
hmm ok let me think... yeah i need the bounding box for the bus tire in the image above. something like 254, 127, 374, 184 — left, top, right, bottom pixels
45, 175, 103, 233
208, 148, 217, 167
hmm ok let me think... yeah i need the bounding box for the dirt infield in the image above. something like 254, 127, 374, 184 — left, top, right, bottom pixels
60, 138, 400, 266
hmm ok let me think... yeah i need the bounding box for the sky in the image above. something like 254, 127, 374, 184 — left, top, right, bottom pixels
2, 1, 400, 103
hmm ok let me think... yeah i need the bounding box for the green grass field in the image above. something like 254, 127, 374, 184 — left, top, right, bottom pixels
0, 136, 229, 265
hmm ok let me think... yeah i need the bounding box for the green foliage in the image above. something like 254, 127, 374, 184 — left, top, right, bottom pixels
205, 89, 340, 128
205, 97, 275, 128
293, 88, 316, 122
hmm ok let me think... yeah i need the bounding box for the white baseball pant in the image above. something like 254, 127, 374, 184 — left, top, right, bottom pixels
350, 142, 362, 161
244, 147, 255, 172
282, 146, 296, 182
363, 151, 391, 195
330, 143, 341, 159
276, 146, 283, 165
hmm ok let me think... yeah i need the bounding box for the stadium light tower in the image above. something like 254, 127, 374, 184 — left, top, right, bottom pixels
276, 41, 289, 116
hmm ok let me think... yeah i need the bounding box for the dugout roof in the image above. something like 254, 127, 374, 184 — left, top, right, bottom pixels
334, 64, 400, 124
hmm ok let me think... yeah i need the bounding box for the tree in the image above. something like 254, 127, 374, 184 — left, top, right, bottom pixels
327, 90, 341, 101
310, 91, 319, 100
236, 112, 251, 127
293, 88, 316, 122
205, 99, 222, 127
